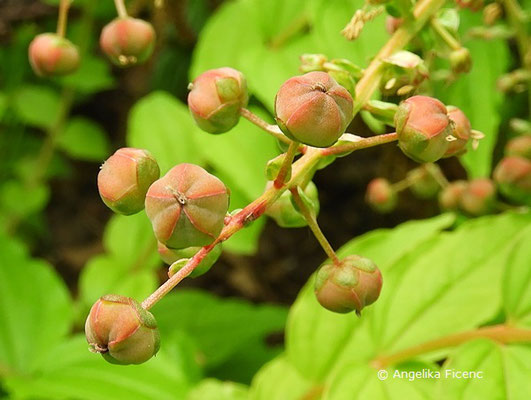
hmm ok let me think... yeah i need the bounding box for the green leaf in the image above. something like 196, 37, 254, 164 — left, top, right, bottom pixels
11, 85, 61, 129
0, 92, 7, 120
503, 225, 531, 327
57, 118, 110, 161
0, 235, 72, 375
188, 379, 249, 400
248, 356, 313, 400
438, 339, 531, 400
0, 180, 50, 217
4, 335, 190, 400
152, 290, 288, 369
61, 56, 115, 94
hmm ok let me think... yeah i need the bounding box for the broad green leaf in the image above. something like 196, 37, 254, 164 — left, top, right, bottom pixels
503, 226, 531, 327
188, 379, 249, 400
0, 92, 7, 120
0, 180, 50, 217
438, 339, 531, 400
11, 85, 61, 129
61, 57, 115, 94
248, 356, 313, 400
0, 235, 72, 375
57, 118, 110, 161
152, 290, 288, 369
4, 335, 190, 400
287, 214, 456, 380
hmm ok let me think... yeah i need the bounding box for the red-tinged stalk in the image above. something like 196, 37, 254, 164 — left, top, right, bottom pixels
274, 140, 300, 188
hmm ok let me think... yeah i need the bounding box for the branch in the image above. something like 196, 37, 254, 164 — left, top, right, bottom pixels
240, 108, 293, 145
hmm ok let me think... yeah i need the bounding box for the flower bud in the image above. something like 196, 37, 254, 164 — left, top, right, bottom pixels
188, 67, 248, 134
100, 17, 156, 67
493, 156, 531, 205
395, 95, 452, 163
439, 180, 467, 211
444, 106, 471, 157
314, 255, 383, 314
85, 295, 160, 365
275, 71, 353, 148
365, 178, 397, 213
408, 164, 441, 199
449, 47, 472, 74
28, 33, 80, 77
505, 136, 531, 160
159, 242, 223, 277
145, 163, 229, 249
299, 54, 327, 73
381, 51, 428, 96
98, 148, 160, 215
265, 181, 319, 228
459, 178, 496, 216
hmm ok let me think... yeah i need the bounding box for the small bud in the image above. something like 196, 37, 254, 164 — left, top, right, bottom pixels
365, 178, 397, 213
299, 54, 327, 72
100, 17, 156, 66
439, 180, 467, 211
28, 33, 80, 77
409, 164, 441, 199
395, 95, 452, 163
444, 106, 472, 157
265, 181, 319, 228
85, 295, 160, 365
381, 51, 429, 96
145, 163, 229, 249
159, 242, 223, 277
98, 148, 160, 215
459, 178, 496, 216
385, 16, 403, 35
483, 3, 503, 26
493, 156, 531, 206
275, 71, 353, 148
314, 255, 383, 314
505, 136, 531, 160
188, 67, 248, 134
450, 47, 472, 74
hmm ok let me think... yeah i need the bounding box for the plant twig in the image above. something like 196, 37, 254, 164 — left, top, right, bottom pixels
430, 17, 462, 51
240, 108, 292, 145
114, 0, 129, 18
321, 132, 398, 156
56, 0, 71, 37
274, 140, 299, 188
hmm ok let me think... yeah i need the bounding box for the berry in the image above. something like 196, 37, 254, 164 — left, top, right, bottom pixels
275, 71, 353, 148
100, 18, 155, 67
188, 67, 248, 134
449, 47, 472, 74
365, 178, 397, 213
444, 106, 471, 157
85, 295, 160, 365
158, 242, 223, 278
409, 164, 441, 199
145, 164, 230, 249
98, 148, 160, 215
505, 136, 531, 160
439, 180, 467, 211
265, 181, 319, 228
493, 156, 531, 205
28, 33, 80, 77
314, 255, 383, 314
395, 95, 452, 163
459, 178, 496, 216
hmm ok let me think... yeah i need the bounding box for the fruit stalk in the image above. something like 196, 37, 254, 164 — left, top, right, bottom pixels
56, 0, 71, 37
114, 0, 129, 18
274, 141, 299, 188
239, 107, 292, 145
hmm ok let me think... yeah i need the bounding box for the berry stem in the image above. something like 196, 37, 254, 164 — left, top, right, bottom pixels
391, 176, 415, 192
274, 140, 299, 188
321, 132, 397, 156
371, 324, 531, 369
290, 187, 341, 266
430, 17, 462, 51
114, 0, 129, 18
56, 0, 71, 38
427, 163, 449, 188
239, 108, 293, 145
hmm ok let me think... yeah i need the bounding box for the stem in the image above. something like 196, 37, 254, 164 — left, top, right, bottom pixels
290, 187, 340, 265
372, 324, 531, 369
321, 132, 398, 156
428, 163, 449, 188
391, 176, 414, 192
274, 140, 299, 188
240, 108, 292, 145
56, 0, 71, 37
114, 0, 129, 18
430, 17, 461, 51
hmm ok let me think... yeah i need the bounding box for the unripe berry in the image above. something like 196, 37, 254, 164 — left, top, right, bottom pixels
444, 106, 471, 157
459, 178, 496, 216
505, 136, 531, 160
439, 180, 467, 211
85, 295, 160, 365
409, 164, 441, 199
314, 255, 383, 314
158, 242, 223, 278
98, 148, 160, 215
145, 164, 229, 249
275, 71, 353, 148
395, 95, 452, 163
449, 47, 472, 74
188, 67, 248, 134
265, 181, 319, 228
365, 178, 397, 213
100, 18, 156, 67
28, 33, 80, 77
493, 156, 531, 205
